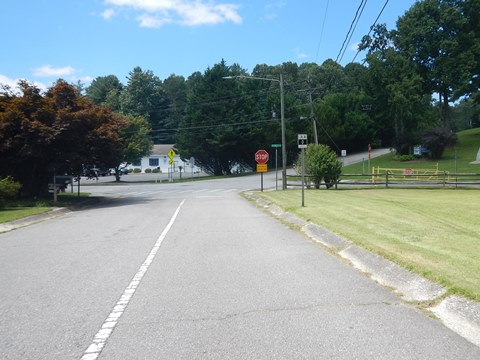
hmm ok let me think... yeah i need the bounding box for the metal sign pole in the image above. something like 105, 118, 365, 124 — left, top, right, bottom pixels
298, 134, 308, 207
301, 148, 305, 207
53, 171, 57, 203
275, 147, 278, 190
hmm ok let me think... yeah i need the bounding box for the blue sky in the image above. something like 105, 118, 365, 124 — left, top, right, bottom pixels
1, 0, 417, 92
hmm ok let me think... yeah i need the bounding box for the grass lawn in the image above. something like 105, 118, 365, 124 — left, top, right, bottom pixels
0, 207, 52, 223
259, 188, 480, 302
344, 127, 480, 175
0, 193, 90, 224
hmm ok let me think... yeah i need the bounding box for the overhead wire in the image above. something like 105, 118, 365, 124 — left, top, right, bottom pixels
314, 0, 330, 64
351, 0, 390, 63
335, 0, 368, 64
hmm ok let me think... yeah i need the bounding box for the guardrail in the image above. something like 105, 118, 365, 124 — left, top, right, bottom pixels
286, 172, 480, 189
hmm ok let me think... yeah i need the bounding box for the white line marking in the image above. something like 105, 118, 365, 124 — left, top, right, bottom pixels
80, 199, 185, 360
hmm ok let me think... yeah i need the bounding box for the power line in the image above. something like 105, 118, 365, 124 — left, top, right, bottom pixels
352, 0, 390, 63
336, 0, 368, 64
314, 0, 330, 64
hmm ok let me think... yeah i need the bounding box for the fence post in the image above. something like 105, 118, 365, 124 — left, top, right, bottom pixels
386, 171, 389, 188
443, 171, 446, 187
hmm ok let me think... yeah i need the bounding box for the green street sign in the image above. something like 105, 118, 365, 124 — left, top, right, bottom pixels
271, 144, 282, 148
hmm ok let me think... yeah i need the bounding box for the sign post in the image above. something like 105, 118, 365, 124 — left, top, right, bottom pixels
368, 143, 372, 174
168, 148, 176, 182
271, 144, 281, 190
255, 149, 269, 192
298, 134, 308, 207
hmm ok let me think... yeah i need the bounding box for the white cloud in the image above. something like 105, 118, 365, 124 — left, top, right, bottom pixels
137, 14, 173, 28
350, 42, 360, 51
0, 74, 20, 90
101, 8, 116, 19
81, 76, 94, 83
265, 1, 286, 11
103, 0, 242, 27
297, 53, 309, 59
0, 74, 47, 94
33, 65, 76, 77
263, 1, 286, 21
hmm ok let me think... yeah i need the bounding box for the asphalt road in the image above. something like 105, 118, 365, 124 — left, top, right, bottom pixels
1, 156, 479, 359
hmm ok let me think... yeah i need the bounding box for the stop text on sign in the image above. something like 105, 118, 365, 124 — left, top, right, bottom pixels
255, 150, 269, 164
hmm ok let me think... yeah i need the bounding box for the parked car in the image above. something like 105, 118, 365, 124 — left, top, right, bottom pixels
110, 167, 129, 175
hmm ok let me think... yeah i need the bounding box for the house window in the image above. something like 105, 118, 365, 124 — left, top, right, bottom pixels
132, 159, 141, 166
149, 158, 159, 167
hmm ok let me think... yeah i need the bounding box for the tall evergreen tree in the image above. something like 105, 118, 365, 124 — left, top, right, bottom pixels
120, 67, 170, 143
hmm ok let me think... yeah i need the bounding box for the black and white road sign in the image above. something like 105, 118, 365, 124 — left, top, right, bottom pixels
298, 134, 308, 149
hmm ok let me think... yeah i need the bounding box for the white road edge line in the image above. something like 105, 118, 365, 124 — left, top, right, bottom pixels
80, 199, 186, 360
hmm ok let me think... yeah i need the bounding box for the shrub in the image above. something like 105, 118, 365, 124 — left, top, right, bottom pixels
145, 168, 152, 173
152, 168, 160, 173
304, 144, 342, 189
0, 176, 21, 207
133, 168, 142, 173
421, 127, 458, 159
396, 154, 415, 161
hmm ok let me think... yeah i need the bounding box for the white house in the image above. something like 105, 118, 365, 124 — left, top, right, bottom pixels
127, 144, 197, 174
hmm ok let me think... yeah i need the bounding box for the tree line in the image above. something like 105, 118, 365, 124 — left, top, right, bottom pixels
84, 0, 478, 175
1, 0, 478, 195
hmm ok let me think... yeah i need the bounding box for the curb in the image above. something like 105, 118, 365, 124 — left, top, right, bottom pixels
0, 207, 72, 233
339, 245, 445, 302
431, 296, 480, 348
244, 191, 480, 348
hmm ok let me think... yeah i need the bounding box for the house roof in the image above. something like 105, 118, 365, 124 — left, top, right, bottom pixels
151, 144, 176, 156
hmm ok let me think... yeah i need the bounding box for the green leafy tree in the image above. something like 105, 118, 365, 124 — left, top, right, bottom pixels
176, 60, 274, 175
86, 75, 123, 106
314, 92, 376, 152
120, 67, 169, 143
460, 0, 480, 103
112, 115, 153, 181
251, 62, 303, 158
367, 48, 433, 150
163, 74, 187, 142
304, 144, 342, 189
395, 0, 477, 128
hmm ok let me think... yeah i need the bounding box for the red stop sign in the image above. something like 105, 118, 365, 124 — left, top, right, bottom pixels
255, 149, 269, 164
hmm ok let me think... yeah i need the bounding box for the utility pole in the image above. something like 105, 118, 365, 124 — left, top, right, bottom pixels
280, 74, 287, 190
306, 76, 318, 145
308, 91, 318, 145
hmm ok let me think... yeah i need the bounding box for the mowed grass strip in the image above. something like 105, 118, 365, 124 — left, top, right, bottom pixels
0, 207, 52, 223
259, 189, 480, 301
